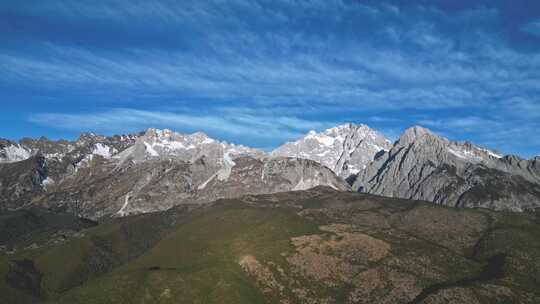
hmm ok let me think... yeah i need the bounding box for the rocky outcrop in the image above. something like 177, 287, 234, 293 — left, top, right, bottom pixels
272, 123, 391, 179
353, 126, 540, 212
0, 155, 48, 210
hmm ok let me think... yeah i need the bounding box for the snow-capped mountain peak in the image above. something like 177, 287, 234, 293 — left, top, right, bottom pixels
272, 123, 391, 178
398, 126, 504, 164
117, 128, 265, 163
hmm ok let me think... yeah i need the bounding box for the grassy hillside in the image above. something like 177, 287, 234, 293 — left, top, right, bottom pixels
1, 187, 539, 303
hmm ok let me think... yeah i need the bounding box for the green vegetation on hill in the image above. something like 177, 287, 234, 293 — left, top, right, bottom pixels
1, 187, 540, 303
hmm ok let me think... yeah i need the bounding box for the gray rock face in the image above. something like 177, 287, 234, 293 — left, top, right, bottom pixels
1, 133, 139, 164
272, 123, 391, 179
1, 128, 348, 219
0, 133, 139, 186
195, 157, 349, 203
114, 128, 264, 164
353, 126, 540, 212
37, 155, 348, 220
0, 155, 48, 210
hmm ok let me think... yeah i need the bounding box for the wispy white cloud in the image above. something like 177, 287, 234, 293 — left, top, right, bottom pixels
2, 0, 540, 156
3, 2, 539, 104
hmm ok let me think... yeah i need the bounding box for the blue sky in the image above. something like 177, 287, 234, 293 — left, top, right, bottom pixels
1, 0, 540, 157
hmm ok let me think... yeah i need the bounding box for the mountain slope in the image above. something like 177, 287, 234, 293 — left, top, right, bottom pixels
1, 188, 539, 303
37, 155, 348, 219
353, 126, 540, 212
0, 128, 348, 219
272, 123, 391, 178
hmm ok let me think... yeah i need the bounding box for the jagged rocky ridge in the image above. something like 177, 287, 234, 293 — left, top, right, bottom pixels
353, 126, 540, 212
2, 123, 540, 216
0, 132, 140, 210
272, 123, 391, 179
0, 129, 348, 219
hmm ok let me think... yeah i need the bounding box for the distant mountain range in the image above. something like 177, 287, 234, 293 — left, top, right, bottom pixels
0, 128, 347, 219
1, 123, 539, 218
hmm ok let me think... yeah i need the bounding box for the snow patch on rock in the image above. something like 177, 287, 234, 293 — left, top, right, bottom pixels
93, 143, 114, 158
144, 142, 159, 157
117, 193, 131, 216
197, 153, 237, 189
305, 131, 336, 146
42, 177, 55, 189
217, 152, 236, 181
197, 174, 216, 190
447, 147, 483, 161
0, 144, 31, 163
